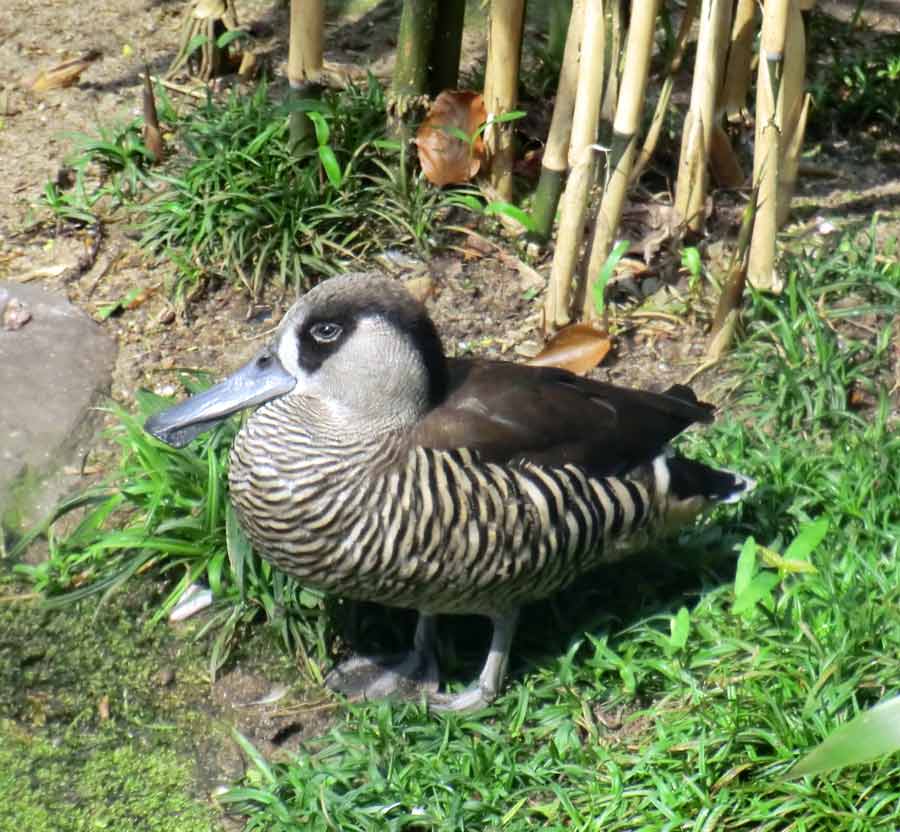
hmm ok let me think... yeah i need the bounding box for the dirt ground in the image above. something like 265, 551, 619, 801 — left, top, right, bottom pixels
2, 0, 899, 406
1, 0, 899, 825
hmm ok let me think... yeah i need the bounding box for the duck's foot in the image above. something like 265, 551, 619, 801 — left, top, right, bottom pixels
428, 610, 520, 714
325, 613, 439, 702
325, 649, 439, 701
428, 684, 493, 713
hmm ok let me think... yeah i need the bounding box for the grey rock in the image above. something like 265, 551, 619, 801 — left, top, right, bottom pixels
0, 281, 117, 527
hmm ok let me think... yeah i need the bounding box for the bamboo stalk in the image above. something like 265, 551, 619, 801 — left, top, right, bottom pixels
531, 0, 586, 242
543, 0, 606, 330
581, 0, 659, 322
781, 92, 810, 226
673, 0, 733, 233
288, 0, 323, 86
429, 0, 466, 95
747, 0, 790, 293
629, 0, 699, 185
484, 0, 526, 202
776, 0, 807, 227
288, 0, 324, 149
722, 0, 756, 123
392, 0, 438, 116
598, 0, 623, 139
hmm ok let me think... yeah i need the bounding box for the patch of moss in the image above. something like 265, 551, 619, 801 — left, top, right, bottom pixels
0, 569, 223, 831
0, 721, 217, 832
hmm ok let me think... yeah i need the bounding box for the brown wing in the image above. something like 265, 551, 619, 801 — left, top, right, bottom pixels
412, 358, 714, 476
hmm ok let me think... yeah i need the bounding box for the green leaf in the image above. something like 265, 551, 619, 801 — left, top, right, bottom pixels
444, 125, 473, 145
758, 546, 819, 574
186, 33, 209, 56
592, 239, 630, 315
681, 246, 702, 279
784, 518, 829, 561
231, 729, 277, 786
446, 193, 484, 213
318, 145, 343, 188
788, 696, 900, 778
732, 571, 780, 615
484, 201, 535, 231
669, 606, 691, 651
492, 109, 527, 124
216, 29, 247, 49
306, 110, 330, 147
734, 536, 757, 597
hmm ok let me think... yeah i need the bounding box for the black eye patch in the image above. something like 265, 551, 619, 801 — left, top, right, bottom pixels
296, 314, 356, 372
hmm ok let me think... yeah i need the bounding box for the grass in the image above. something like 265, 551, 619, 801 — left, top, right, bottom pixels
11, 379, 329, 682
43, 77, 475, 299
10, 224, 899, 828
806, 13, 900, 136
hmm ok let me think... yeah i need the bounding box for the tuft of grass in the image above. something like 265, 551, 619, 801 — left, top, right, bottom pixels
12, 379, 328, 680
42, 118, 161, 224
43, 77, 488, 299
806, 14, 900, 135
140, 78, 402, 297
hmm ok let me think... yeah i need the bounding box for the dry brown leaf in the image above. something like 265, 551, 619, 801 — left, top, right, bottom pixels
404, 275, 435, 303
142, 71, 164, 163
126, 287, 157, 310
31, 51, 101, 92
416, 91, 487, 186
526, 324, 611, 375
709, 125, 745, 188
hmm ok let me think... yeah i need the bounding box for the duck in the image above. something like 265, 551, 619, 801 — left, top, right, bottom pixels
145, 271, 754, 711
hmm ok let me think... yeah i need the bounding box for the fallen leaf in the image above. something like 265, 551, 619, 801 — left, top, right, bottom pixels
848, 385, 875, 410
98, 695, 110, 720
404, 275, 434, 303
31, 50, 101, 92
709, 125, 745, 188
142, 71, 163, 162
16, 263, 70, 282
126, 287, 157, 310
416, 90, 487, 186
527, 324, 611, 375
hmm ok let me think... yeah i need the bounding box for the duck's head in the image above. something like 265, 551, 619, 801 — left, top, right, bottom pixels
145, 272, 447, 447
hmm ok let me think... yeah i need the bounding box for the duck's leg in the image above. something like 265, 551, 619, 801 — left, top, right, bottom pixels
429, 609, 520, 713
325, 613, 440, 701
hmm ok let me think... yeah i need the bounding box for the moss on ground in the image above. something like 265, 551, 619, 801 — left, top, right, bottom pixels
0, 723, 217, 831
0, 567, 222, 832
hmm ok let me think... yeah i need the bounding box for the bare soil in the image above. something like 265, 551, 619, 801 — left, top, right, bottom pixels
1, 0, 899, 825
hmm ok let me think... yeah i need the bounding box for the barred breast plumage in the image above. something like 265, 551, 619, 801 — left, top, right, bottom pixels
146, 271, 754, 711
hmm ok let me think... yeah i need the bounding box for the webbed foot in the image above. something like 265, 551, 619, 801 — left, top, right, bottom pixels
325, 613, 439, 702
325, 648, 439, 701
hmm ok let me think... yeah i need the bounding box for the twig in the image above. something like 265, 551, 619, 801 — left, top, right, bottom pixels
151, 75, 206, 100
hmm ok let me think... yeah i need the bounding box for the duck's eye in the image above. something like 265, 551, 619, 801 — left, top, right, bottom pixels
309, 322, 343, 343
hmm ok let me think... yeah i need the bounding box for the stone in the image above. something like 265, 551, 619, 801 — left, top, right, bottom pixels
0, 280, 117, 527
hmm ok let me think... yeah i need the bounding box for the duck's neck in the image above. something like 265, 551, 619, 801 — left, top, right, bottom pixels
227, 395, 407, 577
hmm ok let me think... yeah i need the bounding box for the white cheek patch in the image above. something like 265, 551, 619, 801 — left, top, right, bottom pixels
277, 335, 298, 374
